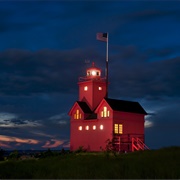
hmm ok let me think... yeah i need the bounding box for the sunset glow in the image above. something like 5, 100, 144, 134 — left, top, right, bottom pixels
0, 135, 39, 144
42, 139, 64, 148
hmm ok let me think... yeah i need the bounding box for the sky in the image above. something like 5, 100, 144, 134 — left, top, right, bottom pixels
0, 1, 180, 150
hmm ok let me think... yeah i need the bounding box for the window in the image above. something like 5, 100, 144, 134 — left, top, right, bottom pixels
93, 125, 96, 130
78, 126, 82, 131
114, 124, 118, 134
119, 124, 123, 134
114, 124, 123, 134
98, 87, 102, 90
107, 110, 110, 117
100, 125, 103, 130
104, 107, 107, 117
84, 86, 88, 91
74, 109, 82, 119
101, 106, 110, 117
85, 125, 89, 130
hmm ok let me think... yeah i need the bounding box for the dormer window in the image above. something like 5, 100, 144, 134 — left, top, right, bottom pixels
101, 106, 110, 117
74, 109, 81, 119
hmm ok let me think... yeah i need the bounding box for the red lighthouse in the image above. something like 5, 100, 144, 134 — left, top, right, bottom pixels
69, 62, 149, 152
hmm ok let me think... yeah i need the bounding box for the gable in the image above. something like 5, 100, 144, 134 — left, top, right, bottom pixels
76, 101, 92, 114
95, 99, 112, 113
68, 101, 92, 116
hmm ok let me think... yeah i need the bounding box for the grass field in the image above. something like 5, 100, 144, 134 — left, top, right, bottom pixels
0, 146, 179, 179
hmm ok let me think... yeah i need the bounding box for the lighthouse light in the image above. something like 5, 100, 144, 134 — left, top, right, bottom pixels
91, 71, 96, 76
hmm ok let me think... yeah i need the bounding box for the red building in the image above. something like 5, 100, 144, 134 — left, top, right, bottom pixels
69, 63, 149, 152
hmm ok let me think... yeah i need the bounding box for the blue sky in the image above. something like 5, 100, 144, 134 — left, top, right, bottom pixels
0, 1, 179, 150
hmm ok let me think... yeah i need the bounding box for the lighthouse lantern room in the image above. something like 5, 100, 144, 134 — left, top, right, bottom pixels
69, 62, 149, 152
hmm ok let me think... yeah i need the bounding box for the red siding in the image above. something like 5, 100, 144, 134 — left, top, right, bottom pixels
113, 111, 144, 135
70, 118, 113, 151
78, 80, 106, 111
113, 111, 145, 152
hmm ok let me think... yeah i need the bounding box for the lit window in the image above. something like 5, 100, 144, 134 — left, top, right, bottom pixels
104, 107, 107, 117
114, 124, 123, 134
77, 109, 79, 119
100, 125, 103, 130
85, 125, 89, 130
119, 124, 123, 134
93, 125, 96, 130
74, 109, 81, 120
114, 124, 118, 134
84, 86, 88, 91
107, 110, 110, 117
78, 126, 82, 131
101, 111, 104, 117
99, 87, 102, 90
101, 106, 110, 118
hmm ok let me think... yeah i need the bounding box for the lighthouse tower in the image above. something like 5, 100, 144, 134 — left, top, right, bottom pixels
69, 62, 148, 152
78, 62, 107, 111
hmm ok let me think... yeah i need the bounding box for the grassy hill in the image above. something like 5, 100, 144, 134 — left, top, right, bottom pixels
0, 146, 179, 179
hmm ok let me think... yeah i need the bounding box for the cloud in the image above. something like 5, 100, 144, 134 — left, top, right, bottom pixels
0, 142, 11, 148
0, 112, 41, 128
0, 135, 39, 144
31, 132, 54, 138
0, 48, 100, 96
62, 141, 70, 148
126, 9, 173, 22
1, 47, 179, 101
145, 120, 153, 128
109, 46, 180, 100
42, 139, 64, 148
0, 112, 18, 121
49, 113, 69, 125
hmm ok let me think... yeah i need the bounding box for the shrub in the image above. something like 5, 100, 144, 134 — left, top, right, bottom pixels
74, 146, 87, 153
8, 150, 19, 160
0, 148, 5, 161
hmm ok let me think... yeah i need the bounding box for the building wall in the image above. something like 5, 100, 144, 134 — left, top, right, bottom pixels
78, 80, 106, 111
70, 118, 113, 151
113, 111, 145, 152
113, 111, 145, 135
70, 106, 145, 152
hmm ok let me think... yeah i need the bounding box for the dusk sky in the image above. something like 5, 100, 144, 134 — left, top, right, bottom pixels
0, 1, 180, 150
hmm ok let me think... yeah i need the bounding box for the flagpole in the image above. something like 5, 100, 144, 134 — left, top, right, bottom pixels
106, 32, 109, 98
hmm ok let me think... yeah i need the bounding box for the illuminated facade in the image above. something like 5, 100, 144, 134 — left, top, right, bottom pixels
69, 63, 148, 152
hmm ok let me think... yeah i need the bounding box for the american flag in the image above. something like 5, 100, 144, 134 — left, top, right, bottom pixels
96, 32, 107, 42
